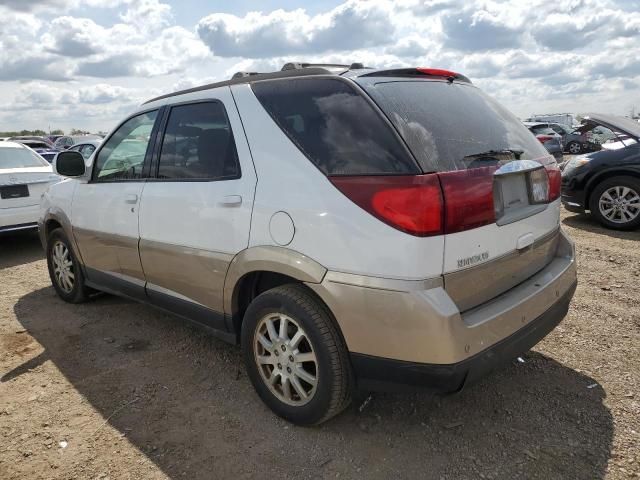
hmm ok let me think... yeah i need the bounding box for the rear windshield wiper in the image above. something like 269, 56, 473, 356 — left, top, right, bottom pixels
464, 149, 524, 160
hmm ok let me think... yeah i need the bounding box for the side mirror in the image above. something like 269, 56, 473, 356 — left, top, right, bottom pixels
55, 151, 86, 177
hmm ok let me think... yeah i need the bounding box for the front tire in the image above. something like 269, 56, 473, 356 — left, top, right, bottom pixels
589, 176, 640, 230
46, 228, 91, 303
241, 284, 353, 425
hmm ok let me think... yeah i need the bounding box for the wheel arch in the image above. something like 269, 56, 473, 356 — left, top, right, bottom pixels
585, 169, 640, 210
41, 209, 87, 268
223, 246, 328, 334
44, 218, 63, 238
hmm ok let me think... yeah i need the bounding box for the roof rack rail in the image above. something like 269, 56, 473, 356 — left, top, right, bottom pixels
230, 71, 260, 79
281, 62, 366, 71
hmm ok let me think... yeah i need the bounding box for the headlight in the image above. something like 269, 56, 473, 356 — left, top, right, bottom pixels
564, 155, 591, 173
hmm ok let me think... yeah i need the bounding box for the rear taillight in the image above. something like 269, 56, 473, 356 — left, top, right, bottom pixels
545, 163, 561, 201
438, 166, 496, 234
329, 175, 443, 236
536, 135, 554, 143
331, 163, 556, 237
528, 167, 550, 204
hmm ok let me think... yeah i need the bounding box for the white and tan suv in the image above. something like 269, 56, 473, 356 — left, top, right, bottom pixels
40, 64, 577, 425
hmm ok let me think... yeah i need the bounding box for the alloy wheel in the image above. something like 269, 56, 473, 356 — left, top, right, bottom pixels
253, 313, 318, 406
51, 240, 75, 293
568, 142, 581, 154
599, 186, 640, 224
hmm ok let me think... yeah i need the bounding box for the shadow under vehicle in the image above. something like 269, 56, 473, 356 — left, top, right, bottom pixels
1, 286, 614, 479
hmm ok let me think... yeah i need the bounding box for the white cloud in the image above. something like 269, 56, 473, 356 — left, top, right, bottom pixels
1, 0, 639, 132
197, 1, 395, 58
119, 0, 172, 33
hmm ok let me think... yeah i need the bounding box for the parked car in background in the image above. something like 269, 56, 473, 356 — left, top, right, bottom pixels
67, 138, 101, 160
1, 141, 60, 233
524, 122, 563, 162
8, 136, 54, 146
47, 135, 64, 144
8, 136, 61, 163
526, 113, 579, 127
589, 126, 617, 145
562, 113, 640, 229
41, 64, 576, 425
54, 135, 102, 150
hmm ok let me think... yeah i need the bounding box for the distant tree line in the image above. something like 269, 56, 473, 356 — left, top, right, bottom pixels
0, 128, 92, 137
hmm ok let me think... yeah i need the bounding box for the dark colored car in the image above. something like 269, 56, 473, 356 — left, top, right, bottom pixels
561, 113, 640, 230
53, 135, 102, 150
523, 122, 563, 162
47, 135, 64, 144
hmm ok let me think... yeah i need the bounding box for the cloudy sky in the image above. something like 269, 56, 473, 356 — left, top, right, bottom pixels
0, 0, 638, 133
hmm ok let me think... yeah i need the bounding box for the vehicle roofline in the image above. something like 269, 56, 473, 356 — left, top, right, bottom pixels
141, 67, 336, 105
141, 66, 473, 106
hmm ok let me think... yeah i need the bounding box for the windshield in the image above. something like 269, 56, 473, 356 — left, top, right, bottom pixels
0, 147, 49, 168
358, 80, 549, 172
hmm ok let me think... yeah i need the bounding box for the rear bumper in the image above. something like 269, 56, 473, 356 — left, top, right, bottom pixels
351, 282, 576, 392
307, 229, 577, 391
0, 204, 40, 232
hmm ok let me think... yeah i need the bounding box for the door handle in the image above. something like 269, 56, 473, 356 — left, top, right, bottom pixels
125, 194, 138, 204
220, 195, 243, 207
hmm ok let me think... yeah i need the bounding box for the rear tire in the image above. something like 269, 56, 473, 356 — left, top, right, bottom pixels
46, 228, 91, 303
241, 284, 353, 425
589, 176, 640, 230
567, 142, 582, 154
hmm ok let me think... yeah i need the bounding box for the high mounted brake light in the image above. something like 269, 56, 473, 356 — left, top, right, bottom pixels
360, 68, 472, 83
416, 68, 460, 78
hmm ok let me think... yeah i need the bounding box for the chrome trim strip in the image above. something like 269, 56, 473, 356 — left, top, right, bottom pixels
0, 222, 38, 232
324, 271, 443, 292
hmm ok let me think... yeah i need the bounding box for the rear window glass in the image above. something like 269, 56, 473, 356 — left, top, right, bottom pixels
0, 147, 48, 168
251, 78, 418, 175
359, 80, 549, 172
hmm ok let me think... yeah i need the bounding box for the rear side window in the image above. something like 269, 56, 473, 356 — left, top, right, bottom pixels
251, 78, 418, 175
359, 80, 549, 172
157, 101, 240, 180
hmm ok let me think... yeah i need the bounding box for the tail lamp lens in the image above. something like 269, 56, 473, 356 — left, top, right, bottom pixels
545, 164, 561, 201
438, 166, 497, 234
329, 174, 443, 236
330, 162, 558, 237
529, 167, 549, 203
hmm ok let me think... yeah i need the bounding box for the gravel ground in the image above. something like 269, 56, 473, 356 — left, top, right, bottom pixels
0, 208, 638, 480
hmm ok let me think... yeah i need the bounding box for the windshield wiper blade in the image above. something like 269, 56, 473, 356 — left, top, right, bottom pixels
464, 149, 524, 160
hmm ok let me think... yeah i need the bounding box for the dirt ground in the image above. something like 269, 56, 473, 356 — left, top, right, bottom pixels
0, 208, 638, 480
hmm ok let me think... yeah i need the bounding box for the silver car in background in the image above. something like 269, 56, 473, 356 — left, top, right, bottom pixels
524, 122, 563, 162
